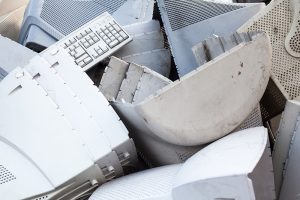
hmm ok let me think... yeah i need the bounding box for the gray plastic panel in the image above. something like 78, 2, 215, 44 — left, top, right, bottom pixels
0, 67, 7, 81
279, 103, 300, 199
0, 35, 36, 73
157, 0, 265, 76
121, 49, 171, 77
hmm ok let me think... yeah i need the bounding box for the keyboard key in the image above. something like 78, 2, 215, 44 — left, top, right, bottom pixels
119, 31, 128, 39
109, 40, 119, 48
82, 41, 90, 48
70, 38, 76, 44
113, 24, 121, 32
84, 57, 93, 65
92, 53, 99, 59
102, 46, 109, 52
69, 46, 75, 51
97, 49, 103, 55
103, 36, 108, 41
74, 47, 86, 59
117, 37, 123, 42
88, 39, 94, 45
86, 28, 92, 34
78, 61, 86, 68
64, 41, 71, 47
69, 51, 76, 57
99, 32, 105, 38
93, 36, 99, 42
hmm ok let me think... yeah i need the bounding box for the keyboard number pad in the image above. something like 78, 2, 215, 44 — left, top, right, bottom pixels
96, 21, 129, 49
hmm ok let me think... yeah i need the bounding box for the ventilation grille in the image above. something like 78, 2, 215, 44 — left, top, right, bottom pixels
239, 0, 300, 99
237, 105, 263, 131
40, 0, 126, 35
260, 78, 287, 122
164, 0, 243, 31
176, 148, 200, 162
34, 195, 49, 200
0, 165, 16, 184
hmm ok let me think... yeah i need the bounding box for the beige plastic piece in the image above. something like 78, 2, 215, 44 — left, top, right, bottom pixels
238, 0, 300, 99
101, 33, 271, 146
0, 0, 29, 41
285, 0, 300, 58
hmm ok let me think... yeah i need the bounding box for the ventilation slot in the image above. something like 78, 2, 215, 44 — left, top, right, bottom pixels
0, 165, 16, 184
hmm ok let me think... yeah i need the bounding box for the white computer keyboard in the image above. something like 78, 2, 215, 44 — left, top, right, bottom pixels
43, 12, 132, 71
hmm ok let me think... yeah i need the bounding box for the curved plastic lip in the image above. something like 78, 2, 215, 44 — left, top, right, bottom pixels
284, 0, 300, 58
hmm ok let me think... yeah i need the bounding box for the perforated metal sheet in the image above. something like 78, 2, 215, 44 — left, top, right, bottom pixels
164, 0, 243, 31
260, 78, 287, 122
40, 0, 126, 36
238, 0, 300, 99
237, 105, 263, 131
0, 165, 16, 185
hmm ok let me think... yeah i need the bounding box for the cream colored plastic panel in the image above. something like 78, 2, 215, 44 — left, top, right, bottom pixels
133, 33, 271, 146
0, 0, 29, 41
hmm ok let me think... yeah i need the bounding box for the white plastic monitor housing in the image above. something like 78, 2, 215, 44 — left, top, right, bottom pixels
89, 127, 275, 200
0, 54, 137, 199
0, 67, 101, 199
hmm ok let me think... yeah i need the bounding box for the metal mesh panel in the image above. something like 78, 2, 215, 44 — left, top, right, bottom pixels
40, 0, 126, 36
237, 105, 263, 130
0, 165, 16, 184
260, 78, 287, 122
164, 0, 243, 31
238, 0, 300, 99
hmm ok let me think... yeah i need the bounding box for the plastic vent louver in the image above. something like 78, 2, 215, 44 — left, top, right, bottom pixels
40, 0, 126, 35
0, 165, 16, 184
